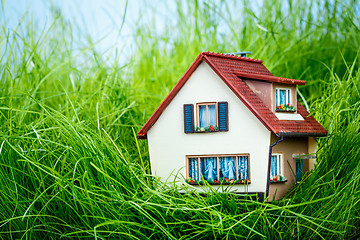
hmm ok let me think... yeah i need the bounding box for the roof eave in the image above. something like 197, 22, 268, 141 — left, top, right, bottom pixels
276, 132, 328, 137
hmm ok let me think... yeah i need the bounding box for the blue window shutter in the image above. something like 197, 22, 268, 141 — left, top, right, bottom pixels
218, 102, 228, 131
183, 104, 194, 133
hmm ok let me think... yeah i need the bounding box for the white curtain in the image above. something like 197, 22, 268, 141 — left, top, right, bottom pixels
271, 155, 278, 178
199, 105, 207, 128
279, 89, 286, 105
201, 157, 217, 181
208, 105, 216, 126
219, 157, 236, 180
238, 156, 248, 180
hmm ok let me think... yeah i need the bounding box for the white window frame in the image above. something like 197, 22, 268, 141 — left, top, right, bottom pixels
196, 102, 217, 128
271, 153, 283, 178
276, 88, 291, 106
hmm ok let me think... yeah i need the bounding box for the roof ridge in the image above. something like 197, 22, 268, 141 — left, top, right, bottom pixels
201, 51, 263, 63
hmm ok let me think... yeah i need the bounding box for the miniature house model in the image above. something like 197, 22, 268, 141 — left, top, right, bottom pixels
137, 52, 327, 201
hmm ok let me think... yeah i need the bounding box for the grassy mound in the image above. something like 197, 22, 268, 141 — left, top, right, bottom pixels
0, 0, 359, 238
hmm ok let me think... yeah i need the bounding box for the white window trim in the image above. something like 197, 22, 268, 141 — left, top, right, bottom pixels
276, 88, 291, 106
271, 153, 283, 178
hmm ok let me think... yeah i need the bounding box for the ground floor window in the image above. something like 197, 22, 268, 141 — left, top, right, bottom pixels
270, 153, 286, 182
295, 158, 303, 182
186, 154, 250, 184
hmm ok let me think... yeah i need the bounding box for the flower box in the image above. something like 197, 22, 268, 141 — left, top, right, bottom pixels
275, 104, 296, 112
270, 175, 287, 183
195, 125, 218, 132
185, 177, 250, 185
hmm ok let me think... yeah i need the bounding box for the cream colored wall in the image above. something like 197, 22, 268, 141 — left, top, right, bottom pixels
308, 137, 317, 170
269, 134, 308, 200
147, 62, 271, 194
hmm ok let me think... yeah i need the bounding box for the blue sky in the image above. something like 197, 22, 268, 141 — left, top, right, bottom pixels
1, 0, 275, 65
1, 0, 178, 63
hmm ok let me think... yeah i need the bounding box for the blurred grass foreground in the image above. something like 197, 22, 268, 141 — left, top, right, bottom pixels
1, 0, 360, 239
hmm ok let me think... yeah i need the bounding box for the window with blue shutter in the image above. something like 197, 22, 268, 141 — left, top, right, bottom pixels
218, 102, 228, 131
183, 104, 194, 133
185, 101, 228, 133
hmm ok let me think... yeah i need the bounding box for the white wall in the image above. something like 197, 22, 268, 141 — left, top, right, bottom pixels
147, 62, 271, 193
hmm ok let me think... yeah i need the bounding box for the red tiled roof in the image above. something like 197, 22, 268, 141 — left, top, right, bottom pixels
137, 52, 327, 139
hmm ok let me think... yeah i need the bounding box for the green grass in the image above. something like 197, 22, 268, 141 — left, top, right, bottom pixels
1, 0, 360, 239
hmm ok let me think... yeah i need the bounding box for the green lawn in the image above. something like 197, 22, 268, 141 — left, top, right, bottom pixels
1, 0, 359, 239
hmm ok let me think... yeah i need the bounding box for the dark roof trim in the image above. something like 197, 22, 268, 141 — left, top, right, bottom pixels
276, 132, 328, 137
136, 134, 147, 139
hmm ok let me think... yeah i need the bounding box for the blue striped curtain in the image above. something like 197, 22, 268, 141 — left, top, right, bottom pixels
189, 158, 199, 181
238, 156, 249, 180
271, 155, 278, 178
219, 157, 236, 180
279, 89, 286, 105
200, 157, 217, 181
199, 105, 207, 128
208, 105, 216, 126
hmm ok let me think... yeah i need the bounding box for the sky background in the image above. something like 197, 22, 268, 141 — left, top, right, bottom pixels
2, 0, 267, 64
1, 0, 186, 63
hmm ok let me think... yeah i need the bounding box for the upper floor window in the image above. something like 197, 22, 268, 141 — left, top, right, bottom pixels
275, 88, 296, 112
276, 88, 291, 106
184, 102, 228, 133
197, 103, 217, 129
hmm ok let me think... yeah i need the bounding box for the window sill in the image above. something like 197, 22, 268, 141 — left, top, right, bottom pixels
188, 129, 228, 133
188, 182, 251, 186
186, 179, 251, 185
275, 109, 296, 113
194, 130, 220, 133
270, 176, 287, 183
270, 180, 287, 183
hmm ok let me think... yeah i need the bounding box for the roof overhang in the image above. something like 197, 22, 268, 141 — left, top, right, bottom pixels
276, 132, 328, 137
235, 71, 306, 85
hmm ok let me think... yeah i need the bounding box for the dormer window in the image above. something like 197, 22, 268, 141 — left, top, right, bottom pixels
276, 88, 291, 106
275, 88, 296, 112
